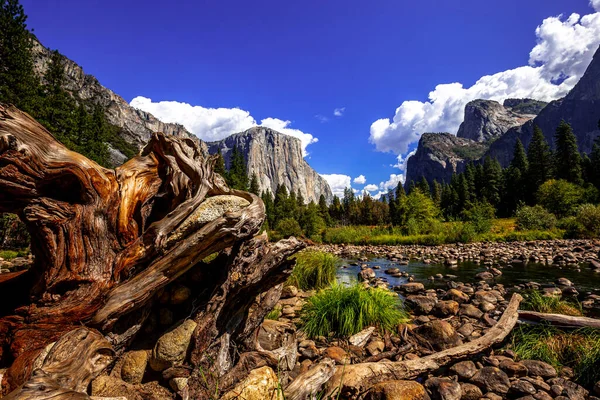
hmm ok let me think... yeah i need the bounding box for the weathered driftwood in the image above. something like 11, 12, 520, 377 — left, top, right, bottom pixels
518, 310, 600, 329
284, 359, 337, 400
324, 293, 523, 399
3, 328, 113, 399
0, 104, 304, 396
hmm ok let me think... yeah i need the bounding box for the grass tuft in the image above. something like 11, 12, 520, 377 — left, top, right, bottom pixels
265, 306, 282, 321
299, 283, 409, 339
521, 290, 582, 316
512, 325, 600, 386
288, 250, 338, 291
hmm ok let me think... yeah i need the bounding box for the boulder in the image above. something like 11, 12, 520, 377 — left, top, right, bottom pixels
406, 295, 437, 315
325, 346, 350, 365
433, 300, 459, 317
221, 366, 278, 400
460, 383, 482, 400
470, 366, 510, 394
401, 282, 425, 293
424, 377, 461, 400
521, 360, 557, 379
415, 320, 462, 351
450, 361, 477, 379
364, 380, 430, 400
509, 379, 537, 396
459, 304, 483, 319
149, 319, 197, 371
121, 350, 149, 384
444, 289, 469, 303
359, 268, 376, 281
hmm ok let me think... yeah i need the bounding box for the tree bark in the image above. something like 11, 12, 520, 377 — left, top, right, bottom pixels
0, 104, 304, 395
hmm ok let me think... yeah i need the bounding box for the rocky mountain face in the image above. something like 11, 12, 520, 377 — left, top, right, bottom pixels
406, 45, 600, 185
29, 40, 331, 201
457, 99, 540, 142
405, 133, 488, 186
30, 39, 205, 165
487, 45, 600, 167
207, 127, 333, 203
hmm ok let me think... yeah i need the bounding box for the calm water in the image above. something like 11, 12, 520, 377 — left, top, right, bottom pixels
337, 258, 600, 296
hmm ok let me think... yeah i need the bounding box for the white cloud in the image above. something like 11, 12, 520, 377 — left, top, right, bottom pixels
392, 149, 417, 174
130, 96, 318, 156
315, 114, 329, 123
369, 5, 600, 155
364, 184, 379, 192
353, 175, 366, 184
379, 174, 403, 190
320, 173, 351, 197
334, 107, 346, 117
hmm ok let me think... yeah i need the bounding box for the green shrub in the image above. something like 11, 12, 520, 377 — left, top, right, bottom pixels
512, 325, 600, 386
300, 284, 409, 338
537, 179, 583, 218
574, 204, 600, 238
521, 290, 582, 316
274, 218, 303, 239
288, 250, 338, 290
515, 205, 557, 231
462, 201, 495, 234
0, 250, 18, 260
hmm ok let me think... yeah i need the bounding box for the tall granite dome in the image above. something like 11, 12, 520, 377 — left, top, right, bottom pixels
457, 99, 540, 142
207, 127, 333, 203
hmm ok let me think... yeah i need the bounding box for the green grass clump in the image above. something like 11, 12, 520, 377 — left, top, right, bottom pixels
288, 250, 338, 291
0, 250, 19, 260
300, 283, 409, 338
522, 290, 582, 316
265, 306, 282, 320
512, 325, 600, 386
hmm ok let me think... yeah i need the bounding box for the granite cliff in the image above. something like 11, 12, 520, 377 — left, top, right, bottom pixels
208, 127, 333, 203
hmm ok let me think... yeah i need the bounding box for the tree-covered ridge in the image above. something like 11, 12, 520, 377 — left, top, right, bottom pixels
0, 0, 137, 167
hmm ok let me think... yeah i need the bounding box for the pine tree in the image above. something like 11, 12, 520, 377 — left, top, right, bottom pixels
387, 189, 397, 224
590, 138, 600, 190
214, 148, 226, 176
527, 125, 553, 199
0, 0, 40, 113
431, 180, 442, 206
261, 190, 275, 227
418, 177, 430, 197
296, 189, 304, 208
481, 157, 502, 207
249, 172, 260, 195
553, 120, 582, 185
318, 194, 331, 226
501, 139, 529, 215
226, 145, 248, 190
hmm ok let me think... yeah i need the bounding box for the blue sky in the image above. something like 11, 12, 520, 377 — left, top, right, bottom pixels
22, 0, 600, 197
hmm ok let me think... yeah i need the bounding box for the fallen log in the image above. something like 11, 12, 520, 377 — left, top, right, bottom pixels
324, 293, 523, 399
518, 310, 600, 329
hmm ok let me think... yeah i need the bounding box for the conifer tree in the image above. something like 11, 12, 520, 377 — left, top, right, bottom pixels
481, 157, 502, 207
0, 0, 40, 113
431, 180, 442, 206
214, 148, 226, 176
553, 121, 582, 185
249, 172, 260, 195
226, 145, 248, 190
527, 125, 553, 198
418, 177, 430, 197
